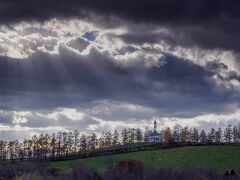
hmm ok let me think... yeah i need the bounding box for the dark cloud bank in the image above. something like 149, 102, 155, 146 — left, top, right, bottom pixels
0, 47, 239, 117
1, 0, 240, 51
1, 0, 240, 24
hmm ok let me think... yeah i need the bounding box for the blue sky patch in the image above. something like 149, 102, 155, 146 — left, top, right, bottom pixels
82, 32, 96, 41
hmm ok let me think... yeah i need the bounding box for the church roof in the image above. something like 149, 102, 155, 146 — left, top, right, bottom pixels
149, 131, 161, 136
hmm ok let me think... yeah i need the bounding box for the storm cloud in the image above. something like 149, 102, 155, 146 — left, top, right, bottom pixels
1, 0, 240, 51
0, 47, 239, 116
0, 1, 240, 139
1, 0, 240, 24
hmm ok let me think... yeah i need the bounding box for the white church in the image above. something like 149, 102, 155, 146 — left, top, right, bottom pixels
149, 120, 162, 142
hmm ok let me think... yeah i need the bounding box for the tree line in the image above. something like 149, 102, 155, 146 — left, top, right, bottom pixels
0, 124, 240, 160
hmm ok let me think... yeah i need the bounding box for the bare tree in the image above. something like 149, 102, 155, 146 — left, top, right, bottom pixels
208, 128, 216, 143
56, 132, 62, 158
199, 130, 207, 143
233, 125, 238, 143
121, 128, 128, 145
0, 140, 7, 160
104, 131, 112, 148
73, 130, 80, 153
215, 128, 222, 143
238, 124, 240, 143
129, 128, 135, 143
224, 125, 233, 143
135, 128, 143, 142
112, 130, 119, 146
80, 134, 87, 153
98, 136, 104, 149
50, 133, 57, 158
172, 125, 181, 143
144, 128, 150, 142
192, 128, 200, 143
180, 127, 190, 143
89, 133, 98, 151
0, 140, 4, 160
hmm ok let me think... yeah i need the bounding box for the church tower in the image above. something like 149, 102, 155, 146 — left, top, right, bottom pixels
154, 120, 157, 132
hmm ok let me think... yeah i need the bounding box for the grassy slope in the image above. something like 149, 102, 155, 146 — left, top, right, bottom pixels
46, 146, 240, 172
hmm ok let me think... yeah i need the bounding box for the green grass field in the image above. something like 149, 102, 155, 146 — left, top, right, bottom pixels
46, 146, 240, 172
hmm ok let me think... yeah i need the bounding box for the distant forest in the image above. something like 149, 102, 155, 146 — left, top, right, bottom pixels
0, 124, 240, 160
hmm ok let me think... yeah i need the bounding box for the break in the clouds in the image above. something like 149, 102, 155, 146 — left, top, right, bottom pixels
0, 1, 240, 140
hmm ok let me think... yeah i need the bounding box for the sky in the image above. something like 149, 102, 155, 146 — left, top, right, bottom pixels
0, 0, 240, 140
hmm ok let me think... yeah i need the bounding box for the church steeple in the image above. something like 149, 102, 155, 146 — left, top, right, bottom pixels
154, 120, 157, 132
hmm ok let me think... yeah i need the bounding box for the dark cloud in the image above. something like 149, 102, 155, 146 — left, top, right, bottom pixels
0, 48, 239, 117
119, 22, 240, 52
68, 38, 90, 52
206, 60, 240, 82
1, 0, 240, 51
0, 0, 239, 24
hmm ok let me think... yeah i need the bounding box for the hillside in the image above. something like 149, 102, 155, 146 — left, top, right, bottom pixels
46, 146, 240, 172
